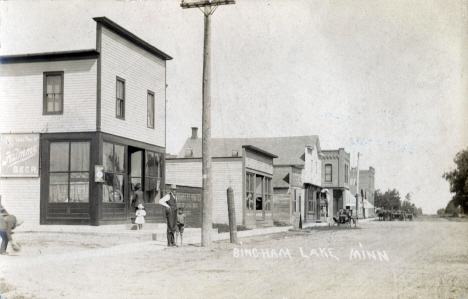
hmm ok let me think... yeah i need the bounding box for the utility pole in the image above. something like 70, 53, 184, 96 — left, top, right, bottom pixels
356, 153, 360, 219
181, 0, 236, 247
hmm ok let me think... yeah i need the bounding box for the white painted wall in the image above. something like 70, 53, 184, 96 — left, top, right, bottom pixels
303, 147, 322, 187
0, 178, 40, 225
245, 150, 274, 175
100, 26, 166, 147
0, 59, 97, 133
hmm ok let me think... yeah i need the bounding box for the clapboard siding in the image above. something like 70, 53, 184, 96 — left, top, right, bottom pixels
273, 192, 291, 223
166, 160, 243, 224
0, 59, 97, 133
100, 26, 165, 147
303, 147, 322, 187
245, 149, 273, 175
0, 178, 40, 224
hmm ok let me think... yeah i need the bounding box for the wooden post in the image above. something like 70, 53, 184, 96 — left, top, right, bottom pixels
181, 0, 236, 246
356, 153, 360, 219
200, 4, 213, 247
227, 187, 238, 243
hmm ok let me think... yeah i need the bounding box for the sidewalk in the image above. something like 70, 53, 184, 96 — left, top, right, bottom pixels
15, 222, 293, 244
302, 217, 378, 228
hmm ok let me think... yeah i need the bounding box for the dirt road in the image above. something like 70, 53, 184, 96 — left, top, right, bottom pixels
1, 217, 467, 299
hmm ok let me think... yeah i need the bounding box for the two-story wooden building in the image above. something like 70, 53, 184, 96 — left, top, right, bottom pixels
0, 17, 172, 226
269, 136, 324, 225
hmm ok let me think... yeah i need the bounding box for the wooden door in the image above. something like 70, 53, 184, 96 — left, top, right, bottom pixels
128, 149, 143, 218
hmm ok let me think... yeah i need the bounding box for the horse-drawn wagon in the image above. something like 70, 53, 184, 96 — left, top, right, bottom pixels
334, 210, 357, 227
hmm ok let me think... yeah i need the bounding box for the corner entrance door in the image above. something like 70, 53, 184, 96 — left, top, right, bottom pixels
127, 147, 143, 218
255, 175, 264, 220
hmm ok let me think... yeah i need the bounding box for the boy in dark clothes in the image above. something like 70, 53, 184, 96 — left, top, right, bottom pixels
175, 207, 186, 246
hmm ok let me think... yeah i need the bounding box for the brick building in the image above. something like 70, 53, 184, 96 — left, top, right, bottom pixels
320, 148, 355, 216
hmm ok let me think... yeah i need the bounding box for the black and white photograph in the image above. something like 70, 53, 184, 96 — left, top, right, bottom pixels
0, 0, 467, 298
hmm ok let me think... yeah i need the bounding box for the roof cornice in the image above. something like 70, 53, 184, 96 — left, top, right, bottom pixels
0, 49, 100, 64
93, 17, 172, 60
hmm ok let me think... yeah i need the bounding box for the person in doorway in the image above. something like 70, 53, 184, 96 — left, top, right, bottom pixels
135, 204, 146, 230
175, 207, 186, 246
159, 184, 178, 247
0, 214, 23, 255
131, 183, 144, 210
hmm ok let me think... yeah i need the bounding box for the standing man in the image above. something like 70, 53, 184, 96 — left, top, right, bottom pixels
159, 184, 178, 247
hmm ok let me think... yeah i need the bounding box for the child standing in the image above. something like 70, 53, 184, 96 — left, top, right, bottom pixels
175, 207, 186, 246
135, 204, 146, 230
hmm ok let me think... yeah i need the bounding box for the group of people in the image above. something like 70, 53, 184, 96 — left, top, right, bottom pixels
132, 183, 186, 247
158, 184, 186, 247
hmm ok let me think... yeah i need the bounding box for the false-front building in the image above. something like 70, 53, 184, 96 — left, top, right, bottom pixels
0, 17, 172, 226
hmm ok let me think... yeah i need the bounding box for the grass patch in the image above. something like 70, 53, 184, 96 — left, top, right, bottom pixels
273, 221, 290, 227
0, 278, 16, 294
212, 223, 251, 233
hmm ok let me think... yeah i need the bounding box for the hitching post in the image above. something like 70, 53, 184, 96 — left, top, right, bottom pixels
227, 187, 238, 243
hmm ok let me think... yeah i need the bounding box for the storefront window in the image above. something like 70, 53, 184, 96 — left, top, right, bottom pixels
49, 141, 90, 203
308, 187, 314, 214
103, 142, 125, 203
145, 150, 162, 204
103, 142, 114, 172
265, 178, 272, 211
246, 173, 254, 211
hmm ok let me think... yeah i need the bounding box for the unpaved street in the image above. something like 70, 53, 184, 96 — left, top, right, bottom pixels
1, 217, 467, 299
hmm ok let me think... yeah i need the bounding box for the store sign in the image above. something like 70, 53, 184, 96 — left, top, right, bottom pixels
1, 134, 40, 177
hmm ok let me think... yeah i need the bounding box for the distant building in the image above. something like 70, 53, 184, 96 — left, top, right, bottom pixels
350, 166, 376, 218
0, 17, 172, 226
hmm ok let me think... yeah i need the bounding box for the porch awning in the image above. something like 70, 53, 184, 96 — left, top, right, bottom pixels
363, 199, 374, 209
344, 190, 357, 206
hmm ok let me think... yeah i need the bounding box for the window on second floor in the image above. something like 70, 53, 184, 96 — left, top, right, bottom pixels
147, 91, 155, 128
345, 164, 349, 183
43, 72, 64, 115
116, 78, 125, 119
325, 164, 332, 182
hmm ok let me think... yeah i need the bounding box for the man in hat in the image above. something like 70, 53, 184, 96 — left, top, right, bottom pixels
159, 184, 178, 247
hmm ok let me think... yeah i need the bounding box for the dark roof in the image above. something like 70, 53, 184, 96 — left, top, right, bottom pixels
242, 145, 278, 158
273, 166, 290, 188
0, 49, 100, 63
177, 135, 320, 166
93, 17, 172, 60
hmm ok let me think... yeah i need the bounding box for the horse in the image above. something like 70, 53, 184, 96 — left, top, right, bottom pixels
378, 209, 385, 221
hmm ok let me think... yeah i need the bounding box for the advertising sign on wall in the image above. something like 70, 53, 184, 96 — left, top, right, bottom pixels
1, 134, 40, 177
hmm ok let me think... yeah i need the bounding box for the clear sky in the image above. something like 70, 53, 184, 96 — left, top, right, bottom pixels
1, 0, 466, 214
